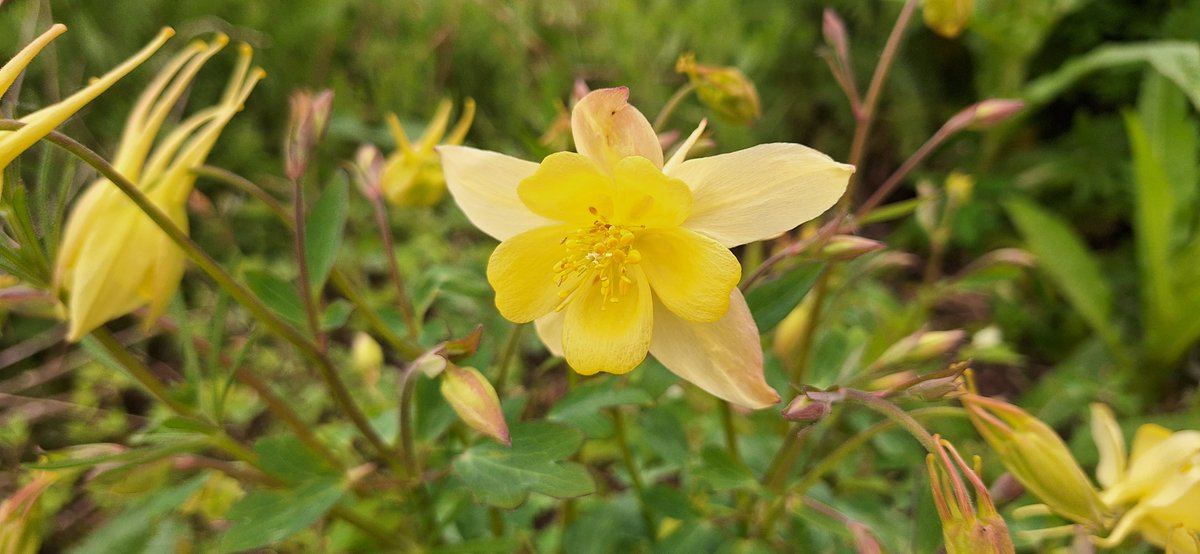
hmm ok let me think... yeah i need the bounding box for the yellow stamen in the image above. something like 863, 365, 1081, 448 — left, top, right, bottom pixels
553, 210, 642, 310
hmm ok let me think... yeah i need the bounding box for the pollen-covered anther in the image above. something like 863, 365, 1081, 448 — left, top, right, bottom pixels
552, 212, 642, 310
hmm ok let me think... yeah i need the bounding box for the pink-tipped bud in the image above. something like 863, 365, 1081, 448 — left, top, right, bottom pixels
944, 99, 1024, 135
819, 234, 886, 261
870, 330, 966, 371
783, 389, 841, 424
285, 89, 334, 180
822, 9, 851, 63
440, 365, 510, 446
353, 144, 386, 201
927, 436, 1015, 553
675, 53, 762, 125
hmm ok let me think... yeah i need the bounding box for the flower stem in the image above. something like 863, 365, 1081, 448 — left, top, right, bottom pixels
368, 194, 419, 339
20, 126, 404, 472
841, 388, 939, 453
289, 175, 324, 343
88, 327, 197, 419
611, 407, 655, 536
492, 322, 525, 399
653, 82, 697, 132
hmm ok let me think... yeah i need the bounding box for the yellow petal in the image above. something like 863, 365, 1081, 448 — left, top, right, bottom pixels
517, 151, 615, 224
671, 143, 854, 247
638, 227, 739, 322
1110, 429, 1200, 504
610, 156, 692, 228
648, 290, 780, 409
561, 266, 652, 375
0, 24, 67, 101
1090, 403, 1127, 489
1131, 423, 1174, 461
534, 311, 565, 357
571, 87, 663, 172
444, 98, 476, 146
663, 118, 707, 174
487, 224, 573, 323
439, 145, 552, 240
0, 28, 174, 171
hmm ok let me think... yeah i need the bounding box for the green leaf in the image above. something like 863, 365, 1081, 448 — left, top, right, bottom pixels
304, 177, 350, 291
218, 477, 346, 552
1024, 41, 1200, 112
638, 408, 690, 466
252, 434, 339, 482
744, 262, 824, 333
857, 197, 929, 226
243, 269, 305, 326
547, 378, 652, 438
690, 445, 759, 492
453, 421, 595, 508
1124, 111, 1177, 350
320, 299, 354, 331
1004, 199, 1125, 361
69, 475, 208, 554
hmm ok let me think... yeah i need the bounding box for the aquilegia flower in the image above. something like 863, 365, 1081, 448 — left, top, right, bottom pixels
440, 87, 852, 408
381, 98, 474, 207
55, 37, 264, 341
1, 25, 172, 194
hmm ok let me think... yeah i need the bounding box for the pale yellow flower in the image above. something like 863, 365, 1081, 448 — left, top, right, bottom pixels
55, 38, 264, 341
439, 87, 852, 408
0, 26, 173, 193
1090, 403, 1200, 552
381, 98, 474, 206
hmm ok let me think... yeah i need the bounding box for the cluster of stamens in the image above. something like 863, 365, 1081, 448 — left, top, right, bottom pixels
552, 208, 642, 310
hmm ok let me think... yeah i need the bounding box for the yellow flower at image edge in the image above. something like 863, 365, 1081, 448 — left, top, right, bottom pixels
55, 37, 264, 341
439, 87, 853, 408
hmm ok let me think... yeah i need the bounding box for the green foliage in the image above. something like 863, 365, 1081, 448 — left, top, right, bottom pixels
453, 422, 595, 508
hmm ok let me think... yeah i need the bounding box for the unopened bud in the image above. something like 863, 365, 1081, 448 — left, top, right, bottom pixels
819, 234, 885, 261
353, 144, 386, 200
904, 372, 967, 401
440, 365, 510, 446
927, 436, 1015, 554
865, 251, 921, 273
944, 99, 1024, 135
945, 172, 974, 208
783, 389, 841, 424
923, 0, 974, 39
870, 330, 966, 371
676, 53, 761, 125
285, 89, 334, 180
961, 394, 1105, 526
351, 332, 384, 387
0, 471, 55, 554
822, 9, 851, 64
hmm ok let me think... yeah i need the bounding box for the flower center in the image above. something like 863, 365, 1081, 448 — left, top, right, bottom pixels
552, 207, 642, 310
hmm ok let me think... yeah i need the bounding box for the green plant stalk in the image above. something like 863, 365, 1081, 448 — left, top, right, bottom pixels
492, 322, 525, 399
841, 389, 938, 453
16, 125, 403, 471
289, 175, 324, 342
89, 327, 198, 419
194, 164, 423, 360
369, 193, 419, 339
611, 407, 655, 536
652, 81, 697, 132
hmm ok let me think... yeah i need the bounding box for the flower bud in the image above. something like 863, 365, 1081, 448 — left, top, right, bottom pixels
353, 144, 386, 201
943, 99, 1024, 135
945, 172, 974, 209
961, 394, 1105, 526
783, 389, 840, 424
0, 471, 55, 554
903, 372, 967, 401
923, 0, 974, 39
869, 330, 965, 371
285, 89, 334, 180
822, 9, 851, 65
351, 332, 384, 387
927, 437, 1015, 553
819, 234, 885, 261
675, 53, 761, 125
440, 365, 510, 446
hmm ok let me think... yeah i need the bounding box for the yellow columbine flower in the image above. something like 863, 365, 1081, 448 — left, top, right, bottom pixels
381, 98, 475, 207
439, 87, 852, 408
55, 38, 264, 341
1090, 403, 1200, 552
1, 26, 173, 194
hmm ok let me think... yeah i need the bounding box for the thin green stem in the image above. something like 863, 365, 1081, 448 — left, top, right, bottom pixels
17, 125, 403, 470
653, 82, 697, 132
290, 176, 323, 342
194, 165, 291, 230
492, 322, 525, 399
788, 268, 830, 386
841, 389, 939, 453
89, 327, 197, 419
397, 362, 421, 477
611, 407, 654, 536
234, 367, 345, 470
718, 401, 741, 463
369, 194, 419, 339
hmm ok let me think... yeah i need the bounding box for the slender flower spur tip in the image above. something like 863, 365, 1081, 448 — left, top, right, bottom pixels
381, 98, 475, 207
439, 87, 853, 409
55, 38, 265, 341
0, 27, 173, 193
440, 365, 510, 446
961, 394, 1107, 527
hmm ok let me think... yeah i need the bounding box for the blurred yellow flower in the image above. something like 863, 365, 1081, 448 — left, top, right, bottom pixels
381, 98, 474, 206
1, 25, 172, 194
1090, 403, 1200, 553
439, 87, 852, 408
55, 37, 264, 341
